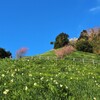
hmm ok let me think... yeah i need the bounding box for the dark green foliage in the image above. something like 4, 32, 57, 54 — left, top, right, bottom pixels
76, 40, 93, 53
0, 48, 12, 58
50, 42, 54, 45
78, 30, 88, 41
76, 30, 93, 53
76, 28, 100, 54
54, 32, 69, 49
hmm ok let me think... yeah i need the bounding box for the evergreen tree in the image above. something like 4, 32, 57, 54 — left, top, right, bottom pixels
0, 48, 12, 58
54, 32, 69, 49
76, 40, 93, 53
78, 30, 88, 40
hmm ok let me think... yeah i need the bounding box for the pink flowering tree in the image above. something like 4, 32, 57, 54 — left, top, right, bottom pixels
16, 47, 28, 59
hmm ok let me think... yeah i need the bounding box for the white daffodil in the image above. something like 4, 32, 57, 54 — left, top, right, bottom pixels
60, 84, 63, 87
29, 74, 32, 77
2, 74, 5, 77
3, 89, 9, 94
25, 86, 28, 91
10, 79, 14, 83
34, 83, 37, 86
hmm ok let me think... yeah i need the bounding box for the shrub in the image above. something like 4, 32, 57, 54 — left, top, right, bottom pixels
78, 30, 89, 41
54, 45, 75, 59
69, 38, 78, 47
88, 28, 100, 54
77, 27, 100, 54
16, 47, 28, 59
76, 40, 93, 53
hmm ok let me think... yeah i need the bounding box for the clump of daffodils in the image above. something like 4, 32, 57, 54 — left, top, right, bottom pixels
3, 89, 9, 94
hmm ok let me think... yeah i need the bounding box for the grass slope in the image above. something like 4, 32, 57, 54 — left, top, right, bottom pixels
0, 51, 100, 100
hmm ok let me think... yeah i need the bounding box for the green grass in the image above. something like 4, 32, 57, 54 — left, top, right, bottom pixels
0, 51, 100, 100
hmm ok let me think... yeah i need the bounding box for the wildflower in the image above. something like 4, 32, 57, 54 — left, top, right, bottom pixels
92, 76, 94, 79
6, 71, 9, 74
27, 59, 29, 62
66, 72, 68, 74
22, 73, 24, 75
78, 71, 80, 73
29, 74, 32, 77
3, 89, 9, 94
55, 74, 58, 77
70, 77, 73, 80
15, 69, 17, 71
34, 83, 37, 86
11, 73, 14, 77
66, 86, 68, 89
4, 83, 6, 86
46, 79, 49, 82
53, 80, 56, 83
10, 79, 14, 83
55, 81, 58, 85
93, 97, 96, 100
2, 74, 5, 77
58, 73, 61, 75
76, 77, 78, 80
40, 77, 44, 80
50, 78, 53, 80
60, 84, 63, 87
25, 86, 28, 91
33, 78, 35, 80
96, 83, 98, 86
82, 73, 84, 76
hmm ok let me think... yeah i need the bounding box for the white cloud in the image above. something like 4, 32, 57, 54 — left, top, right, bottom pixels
89, 6, 100, 12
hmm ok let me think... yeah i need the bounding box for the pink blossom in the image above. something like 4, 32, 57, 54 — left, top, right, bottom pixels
16, 47, 28, 58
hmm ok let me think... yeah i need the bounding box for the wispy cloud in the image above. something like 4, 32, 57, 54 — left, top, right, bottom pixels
89, 0, 100, 13
89, 6, 100, 12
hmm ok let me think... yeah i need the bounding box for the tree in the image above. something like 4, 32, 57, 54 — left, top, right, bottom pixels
88, 27, 100, 54
73, 27, 100, 54
78, 30, 88, 40
76, 30, 93, 53
0, 48, 12, 58
53, 32, 69, 49
76, 40, 93, 53
16, 47, 28, 59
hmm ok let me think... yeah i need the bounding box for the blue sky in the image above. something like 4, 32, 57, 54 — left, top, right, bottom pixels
0, 0, 100, 57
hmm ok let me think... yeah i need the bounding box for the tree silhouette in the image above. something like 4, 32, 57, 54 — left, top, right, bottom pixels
52, 32, 69, 49
0, 48, 12, 58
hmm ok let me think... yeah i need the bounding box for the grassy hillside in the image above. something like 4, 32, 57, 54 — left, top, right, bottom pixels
0, 51, 100, 100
